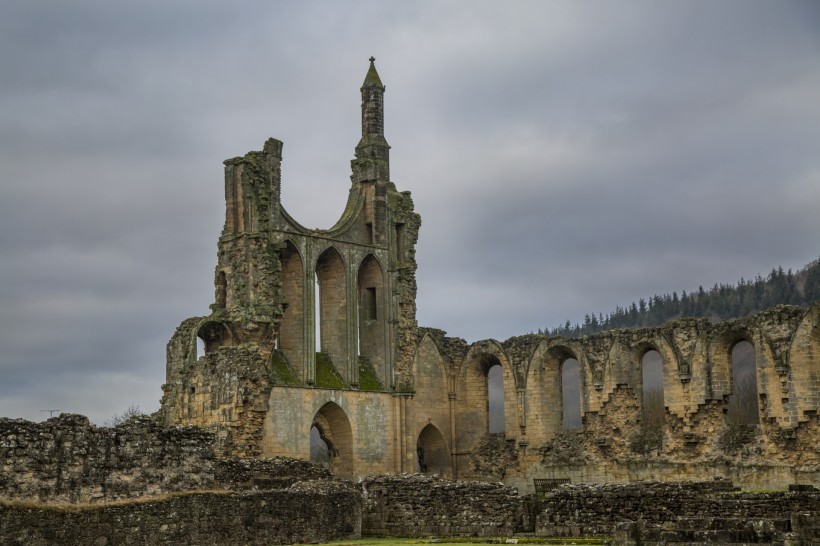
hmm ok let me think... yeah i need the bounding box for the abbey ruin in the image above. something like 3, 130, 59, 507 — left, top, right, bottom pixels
1, 59, 818, 545
157, 58, 819, 490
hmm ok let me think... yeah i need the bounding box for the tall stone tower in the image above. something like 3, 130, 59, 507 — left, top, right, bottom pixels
161, 59, 421, 455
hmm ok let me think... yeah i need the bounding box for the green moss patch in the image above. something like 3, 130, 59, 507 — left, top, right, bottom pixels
357, 356, 383, 391
270, 350, 300, 386
315, 353, 348, 389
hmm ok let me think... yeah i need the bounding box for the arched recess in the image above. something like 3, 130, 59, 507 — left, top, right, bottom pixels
311, 401, 354, 479
417, 423, 450, 477
280, 240, 305, 379
456, 342, 516, 451
410, 335, 451, 454
788, 308, 820, 423
358, 254, 386, 385
195, 319, 235, 357
727, 339, 759, 425
641, 349, 665, 427
315, 247, 348, 373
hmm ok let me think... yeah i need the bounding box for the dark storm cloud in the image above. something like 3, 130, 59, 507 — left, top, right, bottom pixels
405, 1, 820, 340
1, 1, 818, 422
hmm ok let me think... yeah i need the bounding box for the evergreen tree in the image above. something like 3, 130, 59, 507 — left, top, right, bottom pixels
546, 258, 818, 339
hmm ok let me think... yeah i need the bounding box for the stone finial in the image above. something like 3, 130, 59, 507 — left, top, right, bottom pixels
363, 56, 384, 88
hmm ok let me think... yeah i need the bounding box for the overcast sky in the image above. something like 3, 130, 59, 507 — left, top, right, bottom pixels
1, 1, 818, 423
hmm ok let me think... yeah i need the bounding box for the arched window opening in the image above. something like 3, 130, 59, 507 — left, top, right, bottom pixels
728, 340, 759, 425
487, 364, 505, 434
315, 248, 348, 374
311, 402, 353, 478
561, 358, 582, 429
416, 424, 450, 477
310, 425, 330, 468
195, 336, 206, 360
641, 350, 664, 427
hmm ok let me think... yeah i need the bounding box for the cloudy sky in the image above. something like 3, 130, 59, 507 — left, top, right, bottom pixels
1, 1, 818, 423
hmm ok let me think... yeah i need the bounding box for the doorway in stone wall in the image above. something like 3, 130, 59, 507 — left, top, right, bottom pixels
311, 401, 354, 479
416, 423, 450, 477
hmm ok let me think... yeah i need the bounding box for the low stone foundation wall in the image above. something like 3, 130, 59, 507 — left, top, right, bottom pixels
0, 414, 329, 503
537, 480, 820, 538
0, 481, 360, 546
361, 474, 527, 537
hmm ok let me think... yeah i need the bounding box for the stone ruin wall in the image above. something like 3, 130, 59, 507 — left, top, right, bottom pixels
427, 303, 820, 489
0, 482, 361, 546
361, 474, 527, 537
0, 413, 360, 546
536, 481, 820, 545
0, 413, 329, 504
158, 299, 819, 489
2, 414, 818, 546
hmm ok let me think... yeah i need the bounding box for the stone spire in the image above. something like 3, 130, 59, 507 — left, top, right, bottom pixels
363, 55, 384, 88
354, 57, 390, 182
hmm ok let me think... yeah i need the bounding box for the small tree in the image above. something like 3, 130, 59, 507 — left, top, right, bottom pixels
104, 404, 144, 427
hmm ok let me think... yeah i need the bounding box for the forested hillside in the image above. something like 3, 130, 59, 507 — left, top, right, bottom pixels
543, 257, 820, 338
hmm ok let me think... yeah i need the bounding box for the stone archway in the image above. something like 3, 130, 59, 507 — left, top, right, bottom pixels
416, 423, 450, 477
311, 401, 354, 479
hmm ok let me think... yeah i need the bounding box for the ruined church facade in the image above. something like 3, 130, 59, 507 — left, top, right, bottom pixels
159, 60, 819, 489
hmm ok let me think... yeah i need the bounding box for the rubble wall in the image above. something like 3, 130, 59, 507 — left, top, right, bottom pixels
0, 481, 360, 546
536, 480, 820, 538
0, 414, 328, 504
360, 474, 526, 537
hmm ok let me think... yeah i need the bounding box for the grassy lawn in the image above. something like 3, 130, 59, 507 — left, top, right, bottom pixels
321, 538, 607, 546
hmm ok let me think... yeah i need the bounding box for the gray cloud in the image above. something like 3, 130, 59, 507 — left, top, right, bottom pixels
1, 0, 818, 422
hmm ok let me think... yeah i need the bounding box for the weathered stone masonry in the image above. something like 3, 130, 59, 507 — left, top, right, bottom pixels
158, 59, 819, 489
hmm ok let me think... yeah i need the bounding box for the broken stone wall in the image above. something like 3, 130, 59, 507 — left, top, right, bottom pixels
431, 304, 819, 488
160, 345, 273, 459
536, 480, 819, 538
0, 481, 360, 546
0, 414, 328, 504
361, 474, 526, 537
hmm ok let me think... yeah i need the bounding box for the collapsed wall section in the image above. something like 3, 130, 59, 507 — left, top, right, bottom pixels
536, 480, 819, 539
0, 481, 361, 546
0, 414, 329, 504
361, 474, 527, 537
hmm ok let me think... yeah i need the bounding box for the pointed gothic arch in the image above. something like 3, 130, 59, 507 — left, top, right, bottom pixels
457, 341, 515, 450
311, 401, 354, 479
640, 348, 665, 427
315, 247, 348, 374
416, 423, 450, 477
728, 339, 759, 425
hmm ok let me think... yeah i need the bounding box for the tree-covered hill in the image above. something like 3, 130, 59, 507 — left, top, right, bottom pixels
542, 257, 820, 338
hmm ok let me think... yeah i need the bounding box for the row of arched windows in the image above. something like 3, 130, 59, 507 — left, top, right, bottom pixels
285, 243, 387, 384
200, 240, 388, 385
482, 340, 759, 434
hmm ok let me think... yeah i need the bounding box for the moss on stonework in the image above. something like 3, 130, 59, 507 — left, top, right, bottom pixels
357, 356, 383, 391
270, 350, 300, 386
315, 353, 348, 390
